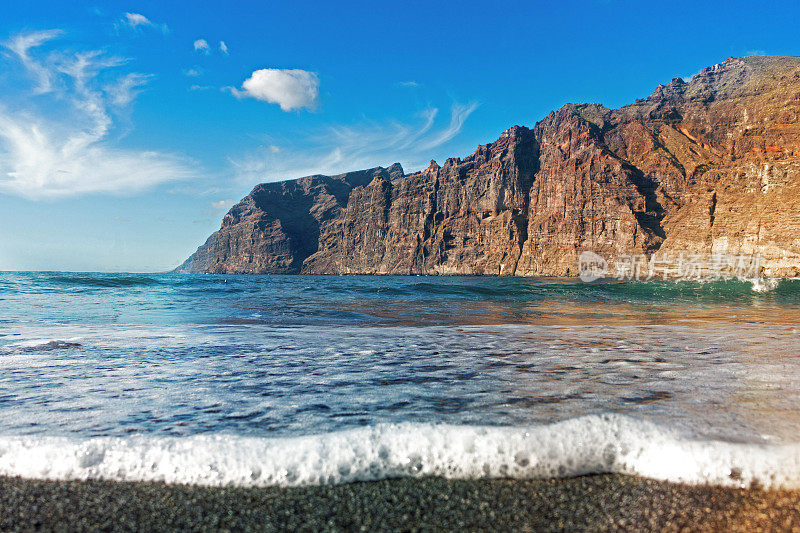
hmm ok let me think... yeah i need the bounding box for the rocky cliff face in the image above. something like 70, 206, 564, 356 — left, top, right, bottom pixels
179, 56, 800, 277
173, 231, 217, 274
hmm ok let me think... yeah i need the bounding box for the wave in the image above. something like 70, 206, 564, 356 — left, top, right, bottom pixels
1, 339, 82, 355
325, 277, 800, 302
4, 272, 800, 302
0, 414, 797, 489
44, 274, 167, 288
22, 272, 235, 289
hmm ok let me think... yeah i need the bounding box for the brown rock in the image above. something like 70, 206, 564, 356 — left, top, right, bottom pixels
179, 56, 800, 278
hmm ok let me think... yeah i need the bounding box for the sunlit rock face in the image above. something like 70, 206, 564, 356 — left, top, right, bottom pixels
180, 56, 800, 277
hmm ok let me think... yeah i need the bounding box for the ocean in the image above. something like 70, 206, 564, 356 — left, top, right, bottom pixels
1, 272, 800, 489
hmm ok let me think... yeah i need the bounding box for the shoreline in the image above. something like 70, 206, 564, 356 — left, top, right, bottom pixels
1, 475, 799, 531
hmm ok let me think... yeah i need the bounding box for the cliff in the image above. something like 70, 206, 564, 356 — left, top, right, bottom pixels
179, 56, 800, 277
173, 232, 217, 274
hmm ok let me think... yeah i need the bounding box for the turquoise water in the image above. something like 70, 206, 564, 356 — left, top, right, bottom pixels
1, 272, 800, 487
3, 272, 799, 327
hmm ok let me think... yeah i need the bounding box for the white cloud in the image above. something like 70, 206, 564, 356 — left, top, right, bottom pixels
193, 39, 210, 54
229, 68, 319, 111
219, 41, 228, 55
209, 199, 233, 210
120, 12, 168, 33
229, 103, 479, 185
4, 29, 63, 93
124, 13, 151, 27
0, 30, 195, 200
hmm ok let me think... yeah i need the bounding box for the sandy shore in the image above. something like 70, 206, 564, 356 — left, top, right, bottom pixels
1, 474, 799, 531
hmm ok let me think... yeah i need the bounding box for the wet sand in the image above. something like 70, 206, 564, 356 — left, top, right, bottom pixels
1, 475, 799, 531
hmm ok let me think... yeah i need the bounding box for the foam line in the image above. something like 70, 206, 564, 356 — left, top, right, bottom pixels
0, 414, 798, 488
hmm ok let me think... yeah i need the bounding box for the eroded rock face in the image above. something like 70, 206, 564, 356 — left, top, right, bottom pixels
179, 56, 800, 277
304, 126, 538, 275
204, 166, 402, 274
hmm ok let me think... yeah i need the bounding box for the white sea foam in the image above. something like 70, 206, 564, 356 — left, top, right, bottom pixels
0, 414, 798, 489
750, 277, 780, 293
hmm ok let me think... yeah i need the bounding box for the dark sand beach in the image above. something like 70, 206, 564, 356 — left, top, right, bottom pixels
1, 475, 799, 531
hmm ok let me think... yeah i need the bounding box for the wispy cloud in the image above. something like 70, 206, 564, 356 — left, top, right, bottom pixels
104, 72, 151, 106
418, 102, 479, 150
229, 103, 479, 186
4, 29, 63, 93
193, 39, 210, 54
0, 30, 195, 199
219, 41, 228, 55
119, 12, 169, 34
228, 68, 319, 111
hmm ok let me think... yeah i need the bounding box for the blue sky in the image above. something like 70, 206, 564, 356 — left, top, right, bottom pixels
0, 0, 798, 272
